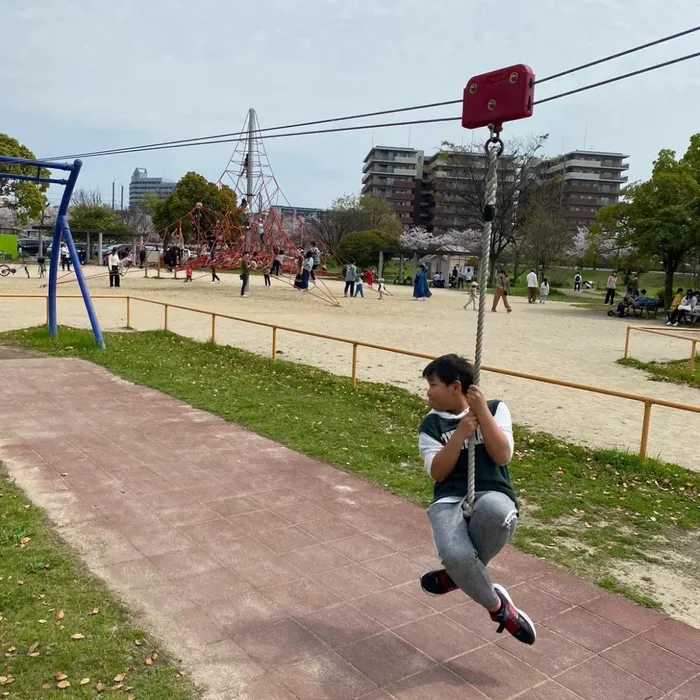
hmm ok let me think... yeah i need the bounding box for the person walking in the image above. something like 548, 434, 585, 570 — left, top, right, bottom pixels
344, 260, 357, 298
491, 269, 512, 312
573, 272, 582, 292
526, 269, 538, 304
605, 271, 618, 305
539, 278, 550, 304
108, 248, 120, 288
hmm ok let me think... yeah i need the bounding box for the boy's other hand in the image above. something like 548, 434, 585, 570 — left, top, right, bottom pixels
466, 385, 488, 417
459, 412, 479, 438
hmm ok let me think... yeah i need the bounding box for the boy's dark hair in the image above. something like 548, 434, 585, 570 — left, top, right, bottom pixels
422, 354, 474, 394
677, 288, 684, 293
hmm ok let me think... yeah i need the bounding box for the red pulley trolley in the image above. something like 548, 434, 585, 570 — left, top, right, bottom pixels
462, 64, 535, 132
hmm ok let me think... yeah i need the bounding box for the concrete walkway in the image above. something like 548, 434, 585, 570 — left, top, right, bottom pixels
1, 352, 699, 700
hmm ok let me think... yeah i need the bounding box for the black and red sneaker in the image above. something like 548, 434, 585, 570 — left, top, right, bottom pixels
420, 568, 459, 596
490, 583, 537, 645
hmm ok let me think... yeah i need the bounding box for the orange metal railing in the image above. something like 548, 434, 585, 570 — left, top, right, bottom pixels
624, 325, 700, 375
2, 293, 700, 463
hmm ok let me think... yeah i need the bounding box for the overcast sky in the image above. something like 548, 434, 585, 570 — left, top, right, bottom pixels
2, 0, 699, 210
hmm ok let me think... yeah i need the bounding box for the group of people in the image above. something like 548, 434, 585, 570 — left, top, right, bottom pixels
667, 288, 699, 326
342, 262, 385, 299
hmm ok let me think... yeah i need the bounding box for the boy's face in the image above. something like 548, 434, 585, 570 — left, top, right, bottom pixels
425, 376, 465, 412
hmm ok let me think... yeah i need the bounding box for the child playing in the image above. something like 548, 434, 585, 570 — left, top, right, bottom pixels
263, 263, 272, 289
464, 281, 477, 310
354, 273, 365, 298
377, 277, 386, 300
184, 267, 193, 283
539, 278, 549, 304
418, 354, 536, 645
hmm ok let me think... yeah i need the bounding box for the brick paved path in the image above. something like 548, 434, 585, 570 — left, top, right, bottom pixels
1, 352, 699, 700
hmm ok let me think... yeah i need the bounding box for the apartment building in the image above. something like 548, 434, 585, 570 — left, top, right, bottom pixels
128, 168, 177, 208
540, 150, 629, 231
361, 147, 424, 226
421, 150, 520, 234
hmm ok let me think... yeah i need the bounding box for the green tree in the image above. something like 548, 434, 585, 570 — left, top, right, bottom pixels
594, 137, 700, 306
336, 230, 398, 268
153, 172, 240, 240
309, 195, 402, 250
0, 133, 50, 225
69, 189, 125, 232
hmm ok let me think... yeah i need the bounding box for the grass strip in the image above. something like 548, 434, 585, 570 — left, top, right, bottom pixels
0, 468, 198, 699
3, 326, 700, 612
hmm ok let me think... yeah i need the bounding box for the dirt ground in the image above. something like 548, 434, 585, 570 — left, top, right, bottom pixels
1, 263, 699, 471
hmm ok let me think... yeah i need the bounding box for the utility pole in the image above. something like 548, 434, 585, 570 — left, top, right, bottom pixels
120, 184, 124, 212
112, 182, 116, 210
246, 108, 255, 250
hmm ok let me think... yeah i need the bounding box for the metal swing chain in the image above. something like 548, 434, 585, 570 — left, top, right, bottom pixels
463, 128, 503, 520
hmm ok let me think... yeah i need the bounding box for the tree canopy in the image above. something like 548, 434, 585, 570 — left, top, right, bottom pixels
153, 172, 240, 239
0, 133, 49, 225
594, 135, 700, 304
308, 195, 402, 250
335, 230, 398, 268
68, 189, 125, 232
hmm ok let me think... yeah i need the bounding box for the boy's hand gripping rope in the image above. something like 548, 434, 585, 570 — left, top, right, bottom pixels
463, 130, 503, 520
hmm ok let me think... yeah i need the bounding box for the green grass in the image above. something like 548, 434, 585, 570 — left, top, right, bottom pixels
3, 327, 700, 613
0, 469, 198, 700
618, 355, 700, 389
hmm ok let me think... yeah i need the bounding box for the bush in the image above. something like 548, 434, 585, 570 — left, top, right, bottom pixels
336, 230, 398, 269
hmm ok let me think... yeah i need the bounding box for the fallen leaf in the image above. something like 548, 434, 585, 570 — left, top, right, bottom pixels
20, 537, 31, 545
89, 608, 100, 616
28, 642, 39, 654
56, 610, 64, 621
151, 652, 158, 660
113, 674, 126, 683
60, 472, 68, 476
56, 680, 70, 689
128, 695, 135, 700
80, 678, 90, 685
6, 647, 15, 653
54, 673, 68, 681
38, 619, 47, 624
144, 658, 153, 666
28, 652, 40, 658
96, 682, 106, 692
134, 640, 142, 647
42, 683, 52, 690
0, 679, 7, 686
70, 634, 85, 640
112, 683, 124, 691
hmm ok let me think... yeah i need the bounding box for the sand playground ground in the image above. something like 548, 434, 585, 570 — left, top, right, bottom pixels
1, 263, 698, 471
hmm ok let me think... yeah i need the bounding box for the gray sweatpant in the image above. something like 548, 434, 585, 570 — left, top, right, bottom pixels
428, 491, 518, 609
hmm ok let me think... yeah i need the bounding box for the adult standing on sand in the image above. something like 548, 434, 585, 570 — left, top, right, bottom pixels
492, 269, 512, 312
605, 271, 618, 306
526, 269, 538, 304
413, 264, 432, 301
344, 260, 357, 298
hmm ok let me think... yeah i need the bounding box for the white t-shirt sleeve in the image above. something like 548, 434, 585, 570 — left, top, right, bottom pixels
493, 402, 515, 463
419, 432, 443, 477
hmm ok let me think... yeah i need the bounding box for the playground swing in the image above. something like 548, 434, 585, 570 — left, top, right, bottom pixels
0, 155, 106, 348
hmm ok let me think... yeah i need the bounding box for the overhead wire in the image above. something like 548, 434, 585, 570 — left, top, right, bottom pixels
44, 25, 700, 161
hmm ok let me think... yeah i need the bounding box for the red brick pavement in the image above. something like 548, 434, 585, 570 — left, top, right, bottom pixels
1, 353, 699, 699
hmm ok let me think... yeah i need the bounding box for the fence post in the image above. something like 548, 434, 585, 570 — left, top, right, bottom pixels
126, 297, 131, 328
164, 304, 169, 331
624, 326, 631, 359
639, 400, 652, 463
272, 326, 277, 362
691, 340, 697, 376
352, 343, 358, 387
211, 314, 216, 343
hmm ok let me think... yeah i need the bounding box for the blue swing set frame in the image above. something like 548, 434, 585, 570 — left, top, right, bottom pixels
0, 155, 105, 349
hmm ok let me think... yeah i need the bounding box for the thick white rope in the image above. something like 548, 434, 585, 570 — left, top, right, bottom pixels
463, 132, 500, 520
